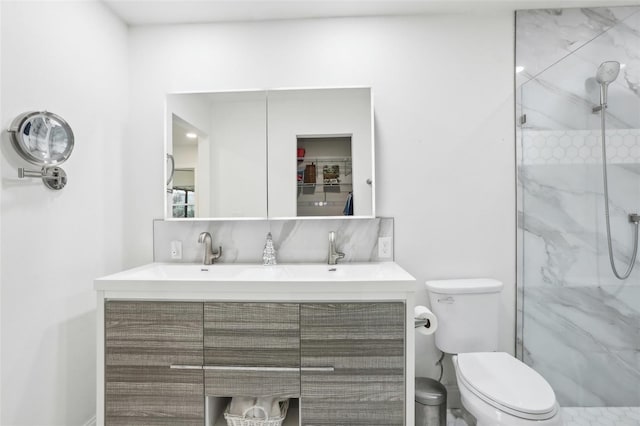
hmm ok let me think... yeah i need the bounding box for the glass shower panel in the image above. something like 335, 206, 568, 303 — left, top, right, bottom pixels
520, 10, 640, 407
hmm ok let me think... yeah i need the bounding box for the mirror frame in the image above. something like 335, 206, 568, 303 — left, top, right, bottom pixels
9, 111, 75, 166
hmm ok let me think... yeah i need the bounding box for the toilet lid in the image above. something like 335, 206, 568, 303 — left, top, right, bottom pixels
456, 352, 557, 416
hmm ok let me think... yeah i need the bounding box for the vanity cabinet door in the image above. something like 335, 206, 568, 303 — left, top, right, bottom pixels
104, 301, 204, 426
300, 303, 405, 425
203, 302, 300, 397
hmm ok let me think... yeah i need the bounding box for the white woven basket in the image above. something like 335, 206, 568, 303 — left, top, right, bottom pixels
224, 400, 290, 426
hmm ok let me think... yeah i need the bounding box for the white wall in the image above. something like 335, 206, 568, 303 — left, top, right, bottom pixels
0, 1, 3, 421
127, 13, 516, 380
173, 144, 198, 169
210, 94, 267, 217
0, 1, 128, 425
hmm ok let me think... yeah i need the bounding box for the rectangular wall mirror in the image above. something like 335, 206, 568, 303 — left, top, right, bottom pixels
165, 87, 374, 219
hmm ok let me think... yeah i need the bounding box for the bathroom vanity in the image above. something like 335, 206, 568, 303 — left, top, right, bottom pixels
95, 262, 416, 426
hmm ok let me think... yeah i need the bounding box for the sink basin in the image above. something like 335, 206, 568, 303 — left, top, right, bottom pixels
96, 262, 415, 283
119, 263, 265, 281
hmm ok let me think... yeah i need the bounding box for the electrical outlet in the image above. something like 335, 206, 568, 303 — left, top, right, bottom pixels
170, 240, 182, 260
378, 237, 392, 259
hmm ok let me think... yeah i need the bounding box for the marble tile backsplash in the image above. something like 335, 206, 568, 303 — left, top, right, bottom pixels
154, 218, 393, 264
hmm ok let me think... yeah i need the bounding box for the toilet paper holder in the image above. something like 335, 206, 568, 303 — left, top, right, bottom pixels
414, 305, 438, 336
414, 318, 431, 328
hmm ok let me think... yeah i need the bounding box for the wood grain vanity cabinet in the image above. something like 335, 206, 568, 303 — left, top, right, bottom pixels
300, 303, 405, 425
102, 300, 407, 426
104, 301, 204, 426
203, 302, 300, 398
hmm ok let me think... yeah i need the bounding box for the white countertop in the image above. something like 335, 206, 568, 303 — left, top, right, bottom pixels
94, 262, 417, 298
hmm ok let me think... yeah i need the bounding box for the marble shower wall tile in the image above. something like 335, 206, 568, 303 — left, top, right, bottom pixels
153, 218, 393, 264
519, 163, 640, 406
518, 7, 640, 132
523, 129, 640, 165
516, 7, 640, 361
521, 163, 640, 286
522, 286, 640, 406
516, 5, 640, 407
516, 7, 639, 85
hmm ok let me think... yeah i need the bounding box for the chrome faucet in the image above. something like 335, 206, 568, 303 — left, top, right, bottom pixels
197, 232, 222, 265
328, 231, 345, 265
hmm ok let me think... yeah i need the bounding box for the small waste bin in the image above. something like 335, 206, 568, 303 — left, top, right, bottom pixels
415, 377, 447, 426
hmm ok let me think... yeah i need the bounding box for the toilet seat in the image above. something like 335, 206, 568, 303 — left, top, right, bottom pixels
455, 352, 558, 421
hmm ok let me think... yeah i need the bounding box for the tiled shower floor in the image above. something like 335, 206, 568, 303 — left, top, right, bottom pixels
562, 407, 640, 425
446, 407, 640, 425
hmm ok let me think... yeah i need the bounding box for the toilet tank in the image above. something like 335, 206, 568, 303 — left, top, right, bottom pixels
426, 278, 503, 354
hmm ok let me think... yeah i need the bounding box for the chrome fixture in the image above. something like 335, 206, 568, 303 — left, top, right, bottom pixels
18, 166, 67, 190
593, 61, 639, 280
592, 60, 620, 112
262, 232, 277, 265
8, 111, 74, 190
414, 318, 431, 328
328, 231, 345, 265
197, 232, 222, 265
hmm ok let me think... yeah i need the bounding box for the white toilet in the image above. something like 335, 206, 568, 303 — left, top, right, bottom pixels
425, 279, 562, 426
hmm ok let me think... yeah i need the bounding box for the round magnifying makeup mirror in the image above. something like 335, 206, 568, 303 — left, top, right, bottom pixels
8, 111, 74, 190
9, 111, 74, 166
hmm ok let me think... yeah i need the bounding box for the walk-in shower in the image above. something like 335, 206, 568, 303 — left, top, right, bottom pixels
517, 6, 640, 421
593, 60, 639, 280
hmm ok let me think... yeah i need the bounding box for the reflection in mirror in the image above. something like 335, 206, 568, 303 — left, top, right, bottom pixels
171, 169, 195, 218
297, 136, 353, 216
166, 91, 267, 218
168, 116, 207, 217
267, 88, 373, 218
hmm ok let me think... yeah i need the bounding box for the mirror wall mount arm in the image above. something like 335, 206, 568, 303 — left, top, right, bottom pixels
18, 166, 68, 190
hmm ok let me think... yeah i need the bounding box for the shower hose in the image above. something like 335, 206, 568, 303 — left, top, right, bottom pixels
599, 107, 639, 280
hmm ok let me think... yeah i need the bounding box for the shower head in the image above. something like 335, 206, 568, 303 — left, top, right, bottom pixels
595, 61, 620, 107
596, 61, 620, 84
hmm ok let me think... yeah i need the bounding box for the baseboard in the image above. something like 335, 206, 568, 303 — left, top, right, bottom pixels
83, 416, 97, 426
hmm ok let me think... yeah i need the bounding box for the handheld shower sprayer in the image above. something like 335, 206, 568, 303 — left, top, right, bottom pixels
593, 60, 639, 280
595, 61, 620, 108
